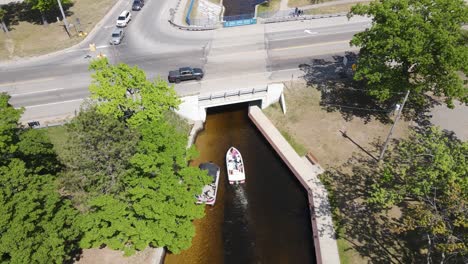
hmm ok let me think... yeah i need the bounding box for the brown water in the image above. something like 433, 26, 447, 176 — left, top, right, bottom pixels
165, 103, 315, 264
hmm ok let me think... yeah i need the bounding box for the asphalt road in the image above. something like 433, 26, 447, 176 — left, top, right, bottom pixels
0, 0, 371, 123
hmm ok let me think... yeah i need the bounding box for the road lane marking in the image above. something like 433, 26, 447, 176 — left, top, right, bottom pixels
24, 99, 84, 109
268, 29, 362, 42
0, 77, 55, 87
10, 88, 65, 97
304, 30, 318, 35
271, 40, 351, 51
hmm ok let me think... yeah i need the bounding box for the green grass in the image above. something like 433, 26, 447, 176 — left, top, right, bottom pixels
0, 0, 117, 60
304, 2, 370, 15
42, 125, 69, 158
288, 0, 335, 8
280, 130, 308, 156
257, 0, 281, 13
164, 111, 192, 136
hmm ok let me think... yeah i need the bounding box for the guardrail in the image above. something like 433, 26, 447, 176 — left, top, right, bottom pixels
198, 87, 268, 101
185, 0, 196, 25
261, 12, 347, 23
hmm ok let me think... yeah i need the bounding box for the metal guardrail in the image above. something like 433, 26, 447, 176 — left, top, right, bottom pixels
185, 0, 196, 25
198, 87, 268, 101
261, 12, 348, 24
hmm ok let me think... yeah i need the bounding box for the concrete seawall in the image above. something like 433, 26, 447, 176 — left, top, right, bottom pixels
248, 105, 340, 264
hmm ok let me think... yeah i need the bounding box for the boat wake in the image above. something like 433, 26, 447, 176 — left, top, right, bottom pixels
233, 185, 248, 211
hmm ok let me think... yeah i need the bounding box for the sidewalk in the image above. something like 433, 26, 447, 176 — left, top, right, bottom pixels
280, 0, 370, 11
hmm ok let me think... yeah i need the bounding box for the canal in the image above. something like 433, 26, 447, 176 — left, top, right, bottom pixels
165, 103, 315, 264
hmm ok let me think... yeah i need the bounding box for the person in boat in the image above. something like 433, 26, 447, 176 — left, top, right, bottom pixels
227, 161, 235, 174
235, 154, 241, 163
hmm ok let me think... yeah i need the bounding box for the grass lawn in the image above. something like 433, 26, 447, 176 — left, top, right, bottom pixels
207, 0, 221, 4
264, 81, 409, 168
257, 0, 281, 13
288, 0, 335, 8
304, 2, 370, 15
0, 0, 117, 60
42, 125, 69, 159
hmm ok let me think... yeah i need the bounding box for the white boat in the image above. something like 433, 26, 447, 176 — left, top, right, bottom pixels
226, 147, 245, 184
196, 162, 220, 206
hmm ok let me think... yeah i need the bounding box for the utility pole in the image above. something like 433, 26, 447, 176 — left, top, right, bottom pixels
57, 0, 71, 36
379, 90, 410, 161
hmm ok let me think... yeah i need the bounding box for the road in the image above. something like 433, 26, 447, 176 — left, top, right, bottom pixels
0, 0, 370, 123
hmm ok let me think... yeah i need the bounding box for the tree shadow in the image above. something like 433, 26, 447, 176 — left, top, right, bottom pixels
2, 1, 74, 30
320, 153, 426, 263
299, 52, 400, 125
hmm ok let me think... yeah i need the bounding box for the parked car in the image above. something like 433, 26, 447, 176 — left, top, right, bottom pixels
168, 67, 204, 83
116, 10, 131, 27
110, 28, 124, 45
132, 0, 144, 11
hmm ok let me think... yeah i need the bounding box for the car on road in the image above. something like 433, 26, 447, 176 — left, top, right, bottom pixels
168, 67, 204, 83
116, 10, 131, 27
110, 28, 124, 45
132, 0, 144, 11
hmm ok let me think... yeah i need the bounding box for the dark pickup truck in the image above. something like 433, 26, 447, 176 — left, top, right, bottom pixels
168, 67, 204, 83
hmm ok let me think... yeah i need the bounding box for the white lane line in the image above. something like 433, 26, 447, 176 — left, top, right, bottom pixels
24, 99, 84, 109
0, 77, 55, 87
271, 40, 351, 51
10, 88, 65, 96
304, 30, 318, 35
269, 29, 363, 42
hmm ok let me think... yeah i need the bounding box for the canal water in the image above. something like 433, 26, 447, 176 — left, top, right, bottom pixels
164, 103, 315, 264
222, 0, 265, 18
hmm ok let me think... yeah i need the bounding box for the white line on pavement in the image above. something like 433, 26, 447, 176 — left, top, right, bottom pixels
271, 40, 351, 51
268, 29, 362, 42
0, 77, 55, 87
10, 88, 65, 97
25, 99, 84, 109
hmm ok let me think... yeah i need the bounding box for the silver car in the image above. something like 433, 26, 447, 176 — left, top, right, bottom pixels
110, 28, 124, 45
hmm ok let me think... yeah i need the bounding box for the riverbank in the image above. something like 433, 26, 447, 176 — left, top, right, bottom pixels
263, 80, 411, 263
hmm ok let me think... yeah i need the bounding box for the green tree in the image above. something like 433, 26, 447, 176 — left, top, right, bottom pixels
127, 120, 210, 253
88, 58, 180, 127
349, 0, 468, 107
0, 8, 8, 33
78, 119, 210, 255
26, 0, 71, 25
59, 106, 140, 202
79, 61, 211, 254
369, 127, 467, 262
0, 93, 81, 263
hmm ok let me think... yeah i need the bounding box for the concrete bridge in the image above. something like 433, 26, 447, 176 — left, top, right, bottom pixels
176, 83, 286, 122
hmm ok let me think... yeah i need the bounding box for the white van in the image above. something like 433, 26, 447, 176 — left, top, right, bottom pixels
116, 10, 131, 27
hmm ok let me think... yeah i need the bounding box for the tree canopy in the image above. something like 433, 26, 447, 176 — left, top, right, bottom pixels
349, 0, 468, 107
26, 0, 71, 13
59, 106, 140, 202
88, 58, 180, 127
369, 127, 467, 262
0, 93, 80, 263
65, 60, 211, 255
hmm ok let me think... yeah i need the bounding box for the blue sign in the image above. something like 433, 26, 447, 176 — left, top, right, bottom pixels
223, 18, 257, 27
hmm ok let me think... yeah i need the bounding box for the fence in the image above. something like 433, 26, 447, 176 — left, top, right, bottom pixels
198, 87, 268, 102
185, 0, 196, 25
